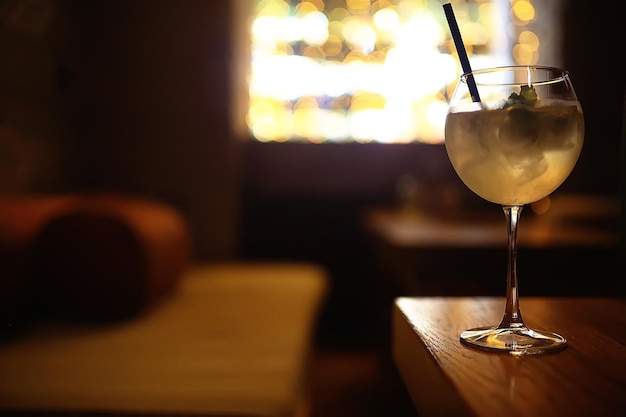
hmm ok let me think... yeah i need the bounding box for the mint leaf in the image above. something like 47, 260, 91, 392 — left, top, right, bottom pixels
504, 85, 537, 108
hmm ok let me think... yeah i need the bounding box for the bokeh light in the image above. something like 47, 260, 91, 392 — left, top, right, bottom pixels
247, 0, 536, 144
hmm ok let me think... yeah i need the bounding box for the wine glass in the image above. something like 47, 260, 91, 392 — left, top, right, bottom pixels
444, 66, 584, 354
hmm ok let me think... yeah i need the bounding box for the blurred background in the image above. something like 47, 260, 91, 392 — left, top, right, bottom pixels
1, 0, 624, 416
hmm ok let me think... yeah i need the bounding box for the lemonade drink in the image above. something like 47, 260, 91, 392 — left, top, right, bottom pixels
442, 63, 580, 353
445, 99, 584, 205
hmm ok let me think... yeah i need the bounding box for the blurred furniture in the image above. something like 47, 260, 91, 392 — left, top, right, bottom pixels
393, 297, 626, 417
363, 193, 621, 296
0, 193, 328, 417
0, 194, 191, 322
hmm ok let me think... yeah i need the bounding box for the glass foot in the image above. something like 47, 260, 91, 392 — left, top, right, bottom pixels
460, 326, 567, 355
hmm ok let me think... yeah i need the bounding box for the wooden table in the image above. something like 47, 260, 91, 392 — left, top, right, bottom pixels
393, 297, 626, 417
364, 193, 620, 249
363, 193, 622, 296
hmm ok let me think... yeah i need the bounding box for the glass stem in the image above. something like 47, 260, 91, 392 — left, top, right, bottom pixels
499, 205, 525, 329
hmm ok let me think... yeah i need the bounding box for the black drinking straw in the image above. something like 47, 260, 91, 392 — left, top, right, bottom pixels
443, 3, 481, 103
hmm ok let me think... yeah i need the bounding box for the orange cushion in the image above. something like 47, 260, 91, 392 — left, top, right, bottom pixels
29, 194, 192, 320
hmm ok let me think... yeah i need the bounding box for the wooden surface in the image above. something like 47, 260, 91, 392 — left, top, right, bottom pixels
364, 209, 619, 249
0, 264, 328, 416
364, 193, 620, 249
364, 193, 622, 297
393, 297, 626, 417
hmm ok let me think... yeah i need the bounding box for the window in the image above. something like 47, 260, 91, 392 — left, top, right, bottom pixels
233, 0, 556, 144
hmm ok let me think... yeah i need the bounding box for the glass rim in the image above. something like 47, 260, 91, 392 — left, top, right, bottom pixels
460, 65, 570, 87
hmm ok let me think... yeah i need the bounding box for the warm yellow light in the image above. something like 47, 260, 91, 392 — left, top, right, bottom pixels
256, 0, 290, 17
351, 92, 386, 111
321, 111, 351, 141
302, 45, 326, 59
293, 107, 322, 138
478, 2, 495, 23
424, 99, 449, 141
513, 43, 538, 65
458, 21, 489, 46
305, 0, 325, 12
342, 18, 378, 54
295, 1, 319, 16
346, 0, 371, 14
373, 7, 400, 33
512, 0, 535, 23
400, 14, 445, 50
518, 30, 539, 52
348, 109, 387, 142
248, 99, 293, 142
323, 34, 343, 57
301, 11, 329, 45
246, 0, 518, 143
328, 7, 350, 23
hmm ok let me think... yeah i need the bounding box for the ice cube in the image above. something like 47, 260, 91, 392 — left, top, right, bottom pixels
536, 105, 580, 150
498, 105, 540, 150
501, 147, 547, 184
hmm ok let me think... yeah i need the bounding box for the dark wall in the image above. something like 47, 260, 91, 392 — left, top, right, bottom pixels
561, 1, 626, 195
60, 0, 241, 260
1, 0, 241, 260
0, 0, 70, 193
